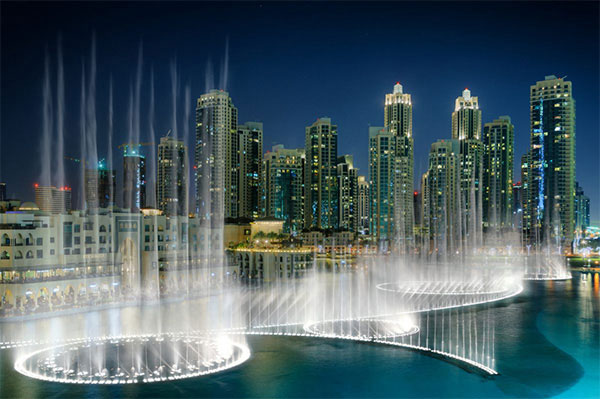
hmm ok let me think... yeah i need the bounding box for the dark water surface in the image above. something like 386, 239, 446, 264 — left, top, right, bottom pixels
0, 272, 598, 398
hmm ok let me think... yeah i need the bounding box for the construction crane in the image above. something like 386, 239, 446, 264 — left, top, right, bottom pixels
64, 156, 107, 169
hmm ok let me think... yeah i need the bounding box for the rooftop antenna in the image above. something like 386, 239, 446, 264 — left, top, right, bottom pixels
166, 129, 172, 137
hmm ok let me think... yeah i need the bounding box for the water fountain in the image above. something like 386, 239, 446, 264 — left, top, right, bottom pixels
0, 37, 571, 387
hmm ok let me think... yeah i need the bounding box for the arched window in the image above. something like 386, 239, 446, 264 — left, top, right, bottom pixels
99, 225, 107, 233
14, 251, 23, 259
0, 251, 10, 260
26, 251, 34, 259
27, 233, 34, 246
15, 234, 23, 246
1, 233, 9, 246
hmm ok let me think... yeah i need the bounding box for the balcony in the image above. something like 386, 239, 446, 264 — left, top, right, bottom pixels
1, 272, 121, 284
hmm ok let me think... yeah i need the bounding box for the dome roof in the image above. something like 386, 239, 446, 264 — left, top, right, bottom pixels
19, 202, 39, 211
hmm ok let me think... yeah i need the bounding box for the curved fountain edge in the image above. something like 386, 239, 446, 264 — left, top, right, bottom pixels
13, 333, 252, 385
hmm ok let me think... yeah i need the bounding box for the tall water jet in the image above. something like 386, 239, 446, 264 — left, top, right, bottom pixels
220, 37, 229, 90
85, 36, 98, 171
170, 58, 179, 138
40, 49, 53, 187
107, 78, 114, 208
54, 36, 65, 188
183, 84, 191, 216
133, 43, 144, 146
204, 59, 214, 92
79, 62, 87, 210
147, 69, 157, 209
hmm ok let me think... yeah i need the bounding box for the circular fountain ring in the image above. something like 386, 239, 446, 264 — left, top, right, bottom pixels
14, 333, 250, 384
303, 318, 419, 340
375, 279, 523, 312
522, 270, 572, 281
377, 280, 511, 296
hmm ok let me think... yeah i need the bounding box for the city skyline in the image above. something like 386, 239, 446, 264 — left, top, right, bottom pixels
0, 4, 598, 398
1, 2, 598, 221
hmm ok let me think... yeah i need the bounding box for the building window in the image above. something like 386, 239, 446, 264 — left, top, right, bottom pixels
74, 225, 80, 233
50, 237, 55, 243
50, 249, 55, 255
36, 250, 43, 259
36, 237, 43, 246
74, 237, 80, 245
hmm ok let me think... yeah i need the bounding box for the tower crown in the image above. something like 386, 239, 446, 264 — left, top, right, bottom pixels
463, 88, 471, 100
394, 82, 403, 94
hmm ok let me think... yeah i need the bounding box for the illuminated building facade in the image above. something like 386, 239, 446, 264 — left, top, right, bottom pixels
122, 146, 146, 212
157, 136, 188, 216
304, 117, 338, 230
195, 90, 238, 222
238, 122, 263, 220
524, 75, 576, 247
34, 185, 72, 214
452, 89, 483, 248
482, 116, 514, 230
384, 83, 414, 249
0, 206, 216, 315
262, 145, 305, 234
369, 126, 395, 241
85, 161, 116, 209
357, 176, 370, 235
421, 140, 461, 255
512, 181, 523, 230
337, 155, 358, 232
574, 181, 590, 236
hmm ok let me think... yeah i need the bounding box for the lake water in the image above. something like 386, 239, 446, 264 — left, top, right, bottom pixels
0, 271, 598, 398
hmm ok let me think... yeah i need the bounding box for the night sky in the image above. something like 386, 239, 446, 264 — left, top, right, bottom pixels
1, 1, 598, 220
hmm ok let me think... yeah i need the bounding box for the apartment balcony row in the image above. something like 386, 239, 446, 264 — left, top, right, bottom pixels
0, 271, 121, 284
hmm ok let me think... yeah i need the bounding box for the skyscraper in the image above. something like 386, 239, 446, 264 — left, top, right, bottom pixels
337, 155, 359, 232
452, 88, 481, 141
0, 182, 6, 201
421, 140, 461, 255
85, 160, 116, 209
238, 122, 263, 220
157, 136, 188, 216
574, 182, 590, 237
384, 83, 414, 249
357, 176, 370, 235
262, 145, 305, 234
482, 116, 514, 231
512, 181, 523, 230
369, 83, 415, 247
305, 117, 338, 230
452, 89, 484, 248
524, 75, 576, 247
122, 146, 146, 212
195, 89, 238, 222
369, 126, 395, 240
34, 184, 72, 214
